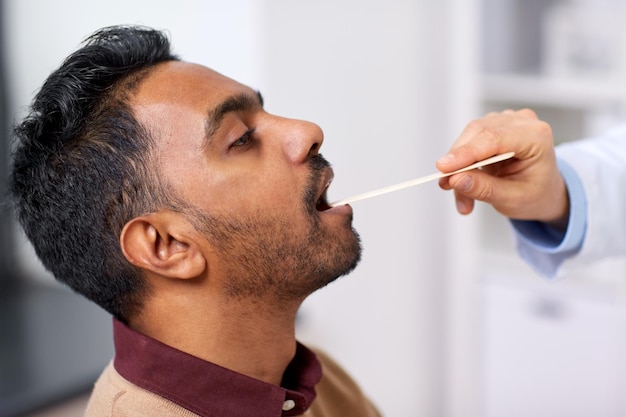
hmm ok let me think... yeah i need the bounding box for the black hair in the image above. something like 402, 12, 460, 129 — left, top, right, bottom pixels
9, 25, 179, 321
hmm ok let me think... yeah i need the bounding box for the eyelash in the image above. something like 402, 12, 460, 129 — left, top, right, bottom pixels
231, 128, 255, 149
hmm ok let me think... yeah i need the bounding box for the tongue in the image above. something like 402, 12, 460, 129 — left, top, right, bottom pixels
316, 198, 331, 211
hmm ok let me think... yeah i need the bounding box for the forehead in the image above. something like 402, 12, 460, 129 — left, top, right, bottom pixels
132, 61, 251, 110
129, 60, 258, 164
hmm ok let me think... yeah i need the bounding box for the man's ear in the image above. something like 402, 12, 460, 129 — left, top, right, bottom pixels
120, 212, 207, 279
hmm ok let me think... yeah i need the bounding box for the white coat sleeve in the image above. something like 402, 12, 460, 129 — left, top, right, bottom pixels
511, 125, 626, 277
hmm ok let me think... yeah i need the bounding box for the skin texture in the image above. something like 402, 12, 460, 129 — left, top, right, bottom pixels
437, 108, 570, 231
119, 61, 361, 385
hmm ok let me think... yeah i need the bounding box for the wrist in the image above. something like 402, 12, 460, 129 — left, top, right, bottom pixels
544, 180, 570, 232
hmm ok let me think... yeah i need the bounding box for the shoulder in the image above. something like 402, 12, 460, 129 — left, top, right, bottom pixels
84, 362, 199, 417
307, 347, 382, 417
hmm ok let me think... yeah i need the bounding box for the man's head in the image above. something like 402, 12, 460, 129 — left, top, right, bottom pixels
10, 25, 361, 323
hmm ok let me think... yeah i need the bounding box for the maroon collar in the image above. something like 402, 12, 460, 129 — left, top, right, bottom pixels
112, 319, 321, 417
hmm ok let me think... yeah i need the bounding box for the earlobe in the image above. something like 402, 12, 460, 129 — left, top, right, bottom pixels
120, 212, 207, 279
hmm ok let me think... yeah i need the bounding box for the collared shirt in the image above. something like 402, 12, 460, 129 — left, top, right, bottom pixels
111, 318, 321, 417
512, 157, 587, 277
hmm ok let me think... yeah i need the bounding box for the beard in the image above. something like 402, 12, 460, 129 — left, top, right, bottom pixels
187, 155, 361, 303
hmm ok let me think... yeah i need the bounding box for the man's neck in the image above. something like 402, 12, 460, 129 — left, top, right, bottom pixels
132, 294, 302, 386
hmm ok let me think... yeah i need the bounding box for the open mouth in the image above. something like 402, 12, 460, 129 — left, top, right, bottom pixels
315, 175, 333, 212
316, 186, 332, 211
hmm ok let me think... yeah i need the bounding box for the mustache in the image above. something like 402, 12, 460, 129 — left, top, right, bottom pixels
304, 154, 331, 207
309, 153, 331, 172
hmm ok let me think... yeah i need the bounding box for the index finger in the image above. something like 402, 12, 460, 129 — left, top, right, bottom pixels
436, 109, 541, 173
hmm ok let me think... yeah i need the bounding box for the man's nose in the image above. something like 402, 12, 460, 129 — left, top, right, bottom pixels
279, 118, 324, 163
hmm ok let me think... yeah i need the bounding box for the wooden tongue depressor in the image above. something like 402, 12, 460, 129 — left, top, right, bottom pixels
330, 151, 515, 207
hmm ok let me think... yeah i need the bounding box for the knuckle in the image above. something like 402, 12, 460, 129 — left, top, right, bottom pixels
517, 108, 538, 119
535, 119, 553, 139
474, 181, 495, 202
466, 119, 501, 144
480, 126, 501, 145
466, 118, 486, 133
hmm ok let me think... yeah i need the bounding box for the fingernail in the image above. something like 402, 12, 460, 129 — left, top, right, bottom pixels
456, 199, 467, 213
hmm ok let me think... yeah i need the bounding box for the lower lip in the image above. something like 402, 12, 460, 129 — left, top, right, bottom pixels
322, 204, 352, 215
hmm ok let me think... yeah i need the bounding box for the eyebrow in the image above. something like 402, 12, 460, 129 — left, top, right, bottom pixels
204, 90, 264, 143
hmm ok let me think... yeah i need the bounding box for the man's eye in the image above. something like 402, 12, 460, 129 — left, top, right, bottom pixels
231, 128, 255, 148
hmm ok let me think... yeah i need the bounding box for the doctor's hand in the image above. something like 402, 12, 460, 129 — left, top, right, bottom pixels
437, 109, 570, 230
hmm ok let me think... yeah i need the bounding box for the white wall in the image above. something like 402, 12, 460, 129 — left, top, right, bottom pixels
4, 0, 263, 100
5, 1, 479, 415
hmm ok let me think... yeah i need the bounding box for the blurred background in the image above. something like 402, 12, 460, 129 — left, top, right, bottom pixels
2, 0, 626, 416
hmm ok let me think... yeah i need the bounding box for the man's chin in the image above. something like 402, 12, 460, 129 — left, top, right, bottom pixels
320, 228, 362, 285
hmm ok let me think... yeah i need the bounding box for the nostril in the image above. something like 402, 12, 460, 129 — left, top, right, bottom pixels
309, 142, 320, 155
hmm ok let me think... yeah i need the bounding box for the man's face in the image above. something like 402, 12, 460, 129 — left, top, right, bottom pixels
132, 61, 361, 301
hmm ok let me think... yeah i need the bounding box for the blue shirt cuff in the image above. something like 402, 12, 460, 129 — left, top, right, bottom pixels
511, 158, 587, 255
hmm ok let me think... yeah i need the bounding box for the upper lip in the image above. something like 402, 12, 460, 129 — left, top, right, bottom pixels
315, 167, 334, 211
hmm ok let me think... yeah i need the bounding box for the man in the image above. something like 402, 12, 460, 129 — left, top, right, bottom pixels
437, 108, 626, 276
10, 25, 379, 416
